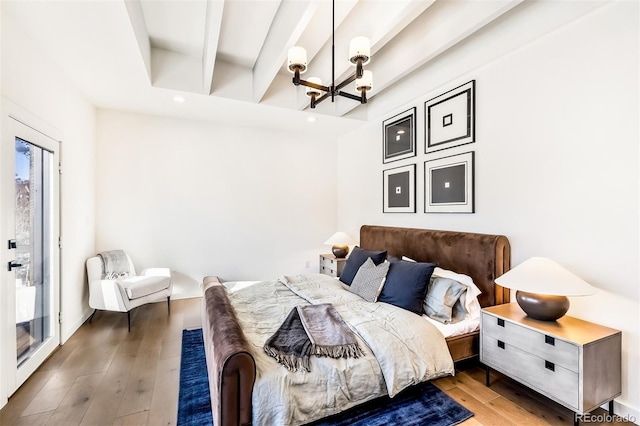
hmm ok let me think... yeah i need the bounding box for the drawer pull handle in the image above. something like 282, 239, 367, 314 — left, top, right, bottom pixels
497, 318, 505, 327
497, 340, 505, 349
545, 335, 555, 346
545, 361, 555, 371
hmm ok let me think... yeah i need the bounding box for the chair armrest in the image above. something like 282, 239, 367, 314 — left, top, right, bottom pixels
88, 279, 129, 312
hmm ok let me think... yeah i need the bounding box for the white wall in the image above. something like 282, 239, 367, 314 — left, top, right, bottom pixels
95, 110, 339, 293
337, 1, 639, 418
1, 6, 97, 407
1, 5, 97, 343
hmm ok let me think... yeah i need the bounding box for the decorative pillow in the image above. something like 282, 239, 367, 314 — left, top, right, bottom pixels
349, 258, 390, 302
378, 259, 436, 315
340, 246, 387, 285
424, 277, 467, 324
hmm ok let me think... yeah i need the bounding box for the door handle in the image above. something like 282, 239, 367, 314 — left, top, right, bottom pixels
7, 261, 23, 271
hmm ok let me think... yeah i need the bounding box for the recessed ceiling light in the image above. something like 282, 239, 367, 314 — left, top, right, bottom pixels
173, 95, 186, 103
397, 130, 405, 134
307, 116, 317, 122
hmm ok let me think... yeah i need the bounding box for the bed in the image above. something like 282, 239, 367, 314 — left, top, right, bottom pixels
201, 225, 511, 426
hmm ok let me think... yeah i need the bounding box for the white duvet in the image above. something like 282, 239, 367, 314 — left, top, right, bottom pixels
223, 273, 454, 426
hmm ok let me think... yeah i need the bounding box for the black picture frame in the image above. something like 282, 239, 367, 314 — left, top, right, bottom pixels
425, 80, 475, 153
383, 107, 416, 163
383, 164, 416, 213
424, 152, 474, 213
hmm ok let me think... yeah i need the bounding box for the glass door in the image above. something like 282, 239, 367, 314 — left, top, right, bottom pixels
2, 114, 60, 397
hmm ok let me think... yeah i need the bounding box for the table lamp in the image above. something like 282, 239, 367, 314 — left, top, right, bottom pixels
494, 257, 596, 321
324, 232, 358, 258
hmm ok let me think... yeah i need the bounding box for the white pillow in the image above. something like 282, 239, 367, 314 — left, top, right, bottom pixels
432, 267, 482, 315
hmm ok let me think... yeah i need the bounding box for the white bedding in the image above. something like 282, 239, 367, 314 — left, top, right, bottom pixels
423, 315, 480, 338
223, 273, 454, 426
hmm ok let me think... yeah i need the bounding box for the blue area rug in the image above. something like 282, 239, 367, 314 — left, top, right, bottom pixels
177, 328, 473, 426
177, 328, 214, 426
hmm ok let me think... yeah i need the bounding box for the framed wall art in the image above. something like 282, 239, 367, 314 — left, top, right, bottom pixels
424, 152, 474, 213
425, 80, 475, 153
383, 107, 416, 163
383, 163, 416, 213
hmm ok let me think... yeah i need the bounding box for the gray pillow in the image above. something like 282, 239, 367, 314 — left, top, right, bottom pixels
424, 277, 467, 324
349, 258, 390, 302
451, 291, 469, 323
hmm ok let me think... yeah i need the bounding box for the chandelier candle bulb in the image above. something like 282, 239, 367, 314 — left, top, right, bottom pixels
349, 36, 371, 64
355, 70, 373, 92
305, 77, 323, 98
287, 46, 307, 74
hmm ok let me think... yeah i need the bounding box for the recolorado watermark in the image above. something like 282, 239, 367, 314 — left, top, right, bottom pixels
575, 412, 637, 423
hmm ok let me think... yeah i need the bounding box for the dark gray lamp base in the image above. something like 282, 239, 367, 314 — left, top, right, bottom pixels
515, 290, 570, 321
331, 245, 349, 259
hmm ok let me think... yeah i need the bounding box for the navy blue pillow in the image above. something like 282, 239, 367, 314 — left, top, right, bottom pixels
339, 246, 387, 285
378, 259, 437, 315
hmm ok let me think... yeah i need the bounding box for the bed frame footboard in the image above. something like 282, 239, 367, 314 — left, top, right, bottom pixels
202, 276, 256, 426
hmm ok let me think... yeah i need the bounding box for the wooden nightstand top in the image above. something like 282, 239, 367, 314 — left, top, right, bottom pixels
320, 253, 347, 261
483, 303, 620, 345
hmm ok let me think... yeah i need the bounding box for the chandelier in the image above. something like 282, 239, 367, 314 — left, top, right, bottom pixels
287, 0, 373, 109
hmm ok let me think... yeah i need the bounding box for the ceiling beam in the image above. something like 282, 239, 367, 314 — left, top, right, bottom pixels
203, 0, 225, 95
333, 0, 523, 117
123, 0, 152, 82
252, 0, 322, 104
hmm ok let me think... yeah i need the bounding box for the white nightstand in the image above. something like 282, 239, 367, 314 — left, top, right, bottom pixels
480, 303, 621, 424
319, 254, 346, 278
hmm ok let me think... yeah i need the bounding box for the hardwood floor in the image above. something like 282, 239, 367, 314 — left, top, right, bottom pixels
0, 297, 634, 425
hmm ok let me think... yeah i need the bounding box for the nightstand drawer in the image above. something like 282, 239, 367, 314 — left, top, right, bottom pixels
319, 254, 345, 277
482, 334, 579, 410
482, 312, 579, 372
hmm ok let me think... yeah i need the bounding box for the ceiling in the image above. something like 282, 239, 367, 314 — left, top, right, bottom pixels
2, 0, 524, 126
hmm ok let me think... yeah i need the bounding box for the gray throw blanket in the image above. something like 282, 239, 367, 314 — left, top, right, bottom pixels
98, 250, 133, 279
263, 303, 364, 372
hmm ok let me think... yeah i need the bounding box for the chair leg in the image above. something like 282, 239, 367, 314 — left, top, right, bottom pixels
167, 296, 171, 315
88, 309, 97, 323
127, 311, 131, 333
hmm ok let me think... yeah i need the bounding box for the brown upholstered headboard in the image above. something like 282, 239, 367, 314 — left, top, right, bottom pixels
359, 225, 511, 308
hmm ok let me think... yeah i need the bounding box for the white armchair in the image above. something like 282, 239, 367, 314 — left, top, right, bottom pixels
86, 251, 172, 331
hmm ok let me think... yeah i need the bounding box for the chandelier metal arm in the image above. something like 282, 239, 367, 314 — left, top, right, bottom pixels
292, 76, 330, 93
338, 91, 366, 103
334, 73, 357, 92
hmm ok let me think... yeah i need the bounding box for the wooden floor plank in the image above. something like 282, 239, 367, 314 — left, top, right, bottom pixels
45, 372, 105, 426
0, 370, 56, 425
11, 410, 53, 426
79, 341, 142, 426
146, 356, 180, 426
112, 411, 148, 426
444, 386, 517, 426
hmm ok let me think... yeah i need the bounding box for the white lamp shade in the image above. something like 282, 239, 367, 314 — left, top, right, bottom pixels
287, 46, 307, 73
355, 70, 373, 92
324, 232, 358, 246
305, 77, 323, 97
495, 257, 596, 297
349, 36, 371, 65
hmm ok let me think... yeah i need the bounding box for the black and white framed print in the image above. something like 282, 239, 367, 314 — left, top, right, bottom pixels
424, 152, 474, 213
425, 80, 475, 153
383, 107, 416, 163
383, 164, 416, 213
